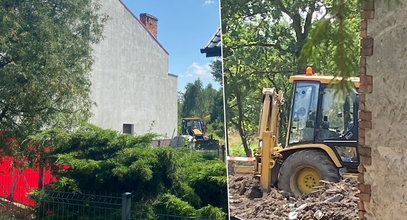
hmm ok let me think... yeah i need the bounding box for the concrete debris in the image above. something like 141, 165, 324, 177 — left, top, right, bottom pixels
229, 175, 360, 220
288, 211, 298, 219
324, 194, 344, 203
295, 204, 308, 212
314, 210, 323, 219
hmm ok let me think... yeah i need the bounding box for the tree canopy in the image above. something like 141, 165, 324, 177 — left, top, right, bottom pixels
178, 60, 224, 138
0, 0, 106, 144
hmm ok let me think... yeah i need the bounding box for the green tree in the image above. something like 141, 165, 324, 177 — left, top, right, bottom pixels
179, 65, 224, 138
181, 80, 204, 118
181, 81, 218, 121
0, 0, 106, 160
301, 0, 361, 94
221, 0, 360, 155
210, 59, 223, 84
208, 59, 225, 138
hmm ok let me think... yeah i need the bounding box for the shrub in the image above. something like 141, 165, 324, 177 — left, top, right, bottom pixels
30, 124, 227, 217
153, 193, 196, 218
197, 205, 226, 220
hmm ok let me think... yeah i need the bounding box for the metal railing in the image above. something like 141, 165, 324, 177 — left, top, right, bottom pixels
131, 211, 208, 220
34, 190, 122, 220
0, 185, 210, 220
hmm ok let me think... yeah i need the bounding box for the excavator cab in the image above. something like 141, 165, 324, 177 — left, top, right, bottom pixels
288, 77, 359, 166
256, 69, 360, 195
181, 118, 205, 140
173, 117, 219, 150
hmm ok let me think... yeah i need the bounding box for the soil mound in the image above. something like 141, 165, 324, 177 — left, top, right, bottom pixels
229, 175, 359, 220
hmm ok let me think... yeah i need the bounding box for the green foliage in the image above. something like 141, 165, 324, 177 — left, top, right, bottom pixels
197, 205, 226, 220
176, 148, 228, 212
153, 194, 197, 217
229, 142, 258, 157
0, 0, 106, 161
222, 0, 314, 154
30, 125, 227, 217
188, 160, 228, 210
179, 73, 224, 138
221, 0, 362, 153
181, 80, 205, 118
210, 59, 223, 85
181, 79, 220, 120
301, 0, 361, 94
33, 125, 172, 201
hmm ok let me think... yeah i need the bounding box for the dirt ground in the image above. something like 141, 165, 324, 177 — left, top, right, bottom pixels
229, 175, 359, 220
0, 198, 34, 219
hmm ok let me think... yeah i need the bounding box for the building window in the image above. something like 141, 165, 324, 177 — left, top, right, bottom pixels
123, 124, 134, 134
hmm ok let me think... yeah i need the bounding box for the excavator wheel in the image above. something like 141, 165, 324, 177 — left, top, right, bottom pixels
278, 149, 340, 195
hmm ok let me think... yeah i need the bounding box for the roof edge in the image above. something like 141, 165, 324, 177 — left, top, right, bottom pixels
168, 73, 178, 78
117, 0, 169, 55
203, 28, 221, 48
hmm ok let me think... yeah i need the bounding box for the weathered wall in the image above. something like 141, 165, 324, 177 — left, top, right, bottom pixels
89, 0, 177, 138
363, 1, 407, 219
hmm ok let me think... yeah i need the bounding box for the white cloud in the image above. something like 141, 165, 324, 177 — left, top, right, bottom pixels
178, 73, 193, 78
202, 0, 214, 6
185, 62, 212, 77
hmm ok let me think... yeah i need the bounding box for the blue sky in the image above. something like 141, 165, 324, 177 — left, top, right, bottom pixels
121, 0, 221, 92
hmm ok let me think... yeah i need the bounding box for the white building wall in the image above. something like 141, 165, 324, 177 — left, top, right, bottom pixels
89, 0, 177, 138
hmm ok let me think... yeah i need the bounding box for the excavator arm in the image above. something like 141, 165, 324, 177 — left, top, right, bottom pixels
254, 88, 284, 192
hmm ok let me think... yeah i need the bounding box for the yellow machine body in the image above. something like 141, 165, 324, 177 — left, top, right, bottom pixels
179, 117, 219, 150
256, 71, 360, 193
192, 128, 203, 136
288, 74, 360, 87
181, 117, 205, 138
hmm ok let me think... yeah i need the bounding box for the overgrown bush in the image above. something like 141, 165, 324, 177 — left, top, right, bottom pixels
30, 124, 227, 218
197, 205, 226, 220
153, 193, 197, 217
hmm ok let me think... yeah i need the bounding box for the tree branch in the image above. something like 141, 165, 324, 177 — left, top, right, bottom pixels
227, 43, 279, 49
274, 0, 293, 18
304, 3, 316, 40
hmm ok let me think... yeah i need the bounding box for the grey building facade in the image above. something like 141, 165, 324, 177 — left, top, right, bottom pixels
89, 0, 177, 138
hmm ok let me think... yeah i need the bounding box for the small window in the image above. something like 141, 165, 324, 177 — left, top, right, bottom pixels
123, 124, 134, 134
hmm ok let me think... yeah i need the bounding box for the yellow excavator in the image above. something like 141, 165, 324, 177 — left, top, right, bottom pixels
181, 117, 206, 140
171, 117, 219, 150
255, 67, 359, 195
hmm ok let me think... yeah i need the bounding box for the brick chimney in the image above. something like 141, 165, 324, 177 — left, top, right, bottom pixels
140, 13, 158, 39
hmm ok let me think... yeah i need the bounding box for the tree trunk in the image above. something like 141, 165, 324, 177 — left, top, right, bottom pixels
235, 90, 252, 156
237, 125, 251, 156
224, 75, 230, 156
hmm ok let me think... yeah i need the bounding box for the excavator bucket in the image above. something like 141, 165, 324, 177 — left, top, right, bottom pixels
196, 138, 219, 150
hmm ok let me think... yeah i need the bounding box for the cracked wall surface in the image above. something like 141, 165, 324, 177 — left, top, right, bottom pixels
363, 1, 407, 219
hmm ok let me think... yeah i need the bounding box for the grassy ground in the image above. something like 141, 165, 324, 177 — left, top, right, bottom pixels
227, 130, 257, 156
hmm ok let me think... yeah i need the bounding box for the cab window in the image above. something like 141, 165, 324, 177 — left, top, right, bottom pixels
289, 82, 319, 144
316, 87, 356, 140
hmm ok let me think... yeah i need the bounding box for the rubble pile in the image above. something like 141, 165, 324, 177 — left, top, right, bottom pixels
229, 175, 360, 220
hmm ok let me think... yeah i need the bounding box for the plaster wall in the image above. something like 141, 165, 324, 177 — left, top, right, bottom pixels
364, 1, 407, 219
89, 0, 177, 138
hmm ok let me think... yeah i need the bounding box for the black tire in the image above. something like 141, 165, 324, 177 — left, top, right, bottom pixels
278, 149, 340, 195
